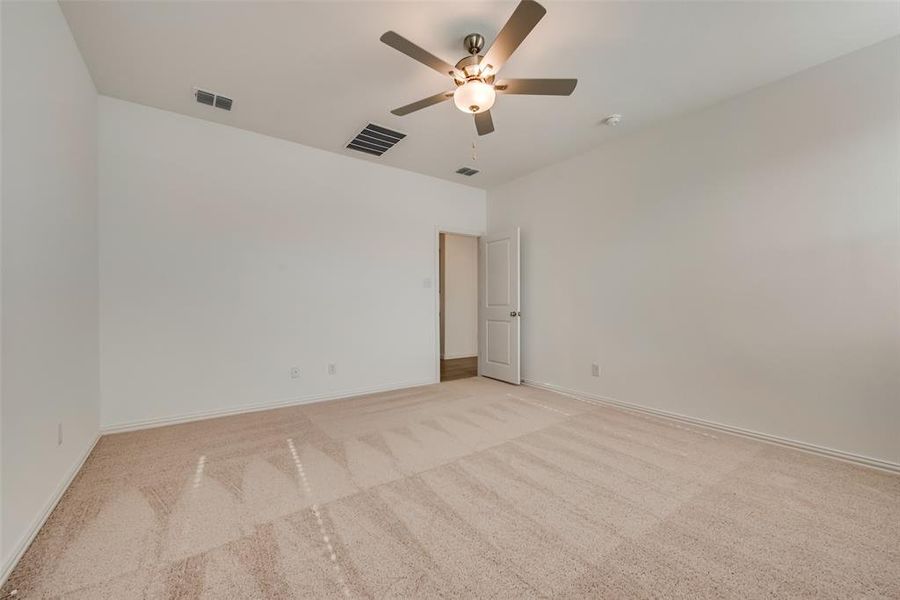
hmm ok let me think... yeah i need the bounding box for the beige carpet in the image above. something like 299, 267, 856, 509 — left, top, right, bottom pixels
3, 377, 899, 598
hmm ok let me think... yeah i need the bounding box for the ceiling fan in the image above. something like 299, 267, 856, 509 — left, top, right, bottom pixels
380, 0, 577, 136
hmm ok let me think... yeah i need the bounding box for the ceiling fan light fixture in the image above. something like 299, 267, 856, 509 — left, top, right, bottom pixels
453, 80, 496, 114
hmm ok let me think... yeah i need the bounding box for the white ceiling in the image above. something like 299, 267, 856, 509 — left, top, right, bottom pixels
60, 1, 899, 189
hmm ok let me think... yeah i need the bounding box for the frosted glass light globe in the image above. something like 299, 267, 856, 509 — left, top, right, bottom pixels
453, 80, 496, 114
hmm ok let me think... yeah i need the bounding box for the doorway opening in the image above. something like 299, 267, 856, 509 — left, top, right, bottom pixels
439, 232, 479, 381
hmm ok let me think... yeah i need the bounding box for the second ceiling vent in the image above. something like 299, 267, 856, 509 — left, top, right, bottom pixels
346, 123, 405, 156
455, 167, 480, 177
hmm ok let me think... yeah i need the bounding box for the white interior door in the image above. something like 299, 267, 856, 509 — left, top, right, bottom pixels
479, 228, 520, 384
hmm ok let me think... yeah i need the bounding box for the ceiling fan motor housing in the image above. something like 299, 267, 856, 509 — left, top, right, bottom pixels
464, 33, 485, 55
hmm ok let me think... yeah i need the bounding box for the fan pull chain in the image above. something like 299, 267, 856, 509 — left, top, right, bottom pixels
472, 140, 477, 162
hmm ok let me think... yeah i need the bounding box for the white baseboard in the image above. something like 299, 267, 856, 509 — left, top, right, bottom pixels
441, 353, 477, 360
523, 379, 900, 475
1, 433, 101, 588
101, 378, 437, 434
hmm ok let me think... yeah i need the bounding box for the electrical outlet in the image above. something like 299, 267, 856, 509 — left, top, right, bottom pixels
290, 367, 301, 379
328, 363, 336, 375
591, 363, 600, 377
58, 423, 63, 446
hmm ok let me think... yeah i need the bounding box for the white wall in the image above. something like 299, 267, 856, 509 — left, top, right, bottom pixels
1, 0, 100, 579
99, 97, 485, 430
442, 234, 478, 359
488, 37, 900, 465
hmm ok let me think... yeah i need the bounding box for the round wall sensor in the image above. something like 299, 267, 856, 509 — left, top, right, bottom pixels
601, 114, 623, 126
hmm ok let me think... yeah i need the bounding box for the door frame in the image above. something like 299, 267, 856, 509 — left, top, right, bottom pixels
433, 226, 484, 383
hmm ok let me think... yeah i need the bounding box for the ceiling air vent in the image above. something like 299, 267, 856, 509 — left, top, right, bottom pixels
214, 95, 233, 111
455, 167, 479, 177
346, 123, 405, 157
194, 88, 232, 111
195, 89, 215, 106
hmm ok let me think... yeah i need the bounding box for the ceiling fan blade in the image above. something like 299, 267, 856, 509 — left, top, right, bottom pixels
390, 91, 454, 116
474, 110, 495, 136
480, 0, 547, 76
380, 31, 460, 78
494, 78, 577, 96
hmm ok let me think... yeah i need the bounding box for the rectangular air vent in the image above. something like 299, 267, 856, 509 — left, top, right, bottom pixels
346, 123, 405, 157
214, 95, 232, 111
194, 88, 232, 111
196, 89, 215, 106
456, 167, 479, 176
